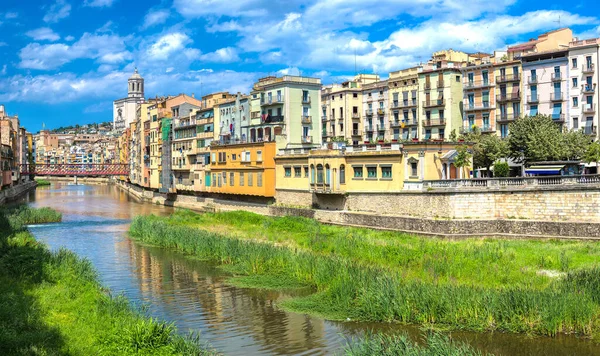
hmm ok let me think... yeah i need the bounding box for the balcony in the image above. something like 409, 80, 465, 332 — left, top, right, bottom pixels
366, 96, 374, 102
496, 113, 519, 122
527, 95, 539, 103
261, 96, 284, 106
464, 102, 493, 111
551, 73, 562, 81
365, 109, 374, 116
437, 80, 445, 88
550, 93, 564, 101
392, 99, 418, 109
424, 82, 432, 90
496, 73, 520, 83
528, 76, 538, 84
302, 95, 311, 104
461, 125, 493, 134
584, 126, 597, 136
366, 125, 376, 132
583, 84, 596, 94
389, 120, 402, 128
583, 104, 596, 114
583, 64, 595, 74
301, 136, 313, 144
377, 108, 385, 116
552, 114, 566, 123
464, 80, 493, 90
352, 112, 360, 120
265, 115, 284, 123
422, 99, 445, 108
422, 119, 446, 127
301, 116, 312, 124
351, 129, 362, 136
321, 115, 328, 122
496, 93, 520, 102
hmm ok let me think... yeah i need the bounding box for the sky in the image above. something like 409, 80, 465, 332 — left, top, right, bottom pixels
0, 0, 599, 132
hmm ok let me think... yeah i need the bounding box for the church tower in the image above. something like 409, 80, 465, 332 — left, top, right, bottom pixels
128, 67, 144, 99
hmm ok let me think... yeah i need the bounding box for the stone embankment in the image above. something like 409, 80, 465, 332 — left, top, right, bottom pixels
115, 180, 600, 240
0, 181, 37, 205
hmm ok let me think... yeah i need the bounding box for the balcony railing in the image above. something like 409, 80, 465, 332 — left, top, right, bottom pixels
352, 112, 360, 119
424, 82, 432, 90
496, 93, 520, 102
583, 64, 595, 74
583, 84, 596, 94
301, 116, 312, 124
550, 93, 563, 101
302, 95, 311, 104
496, 113, 519, 122
422, 174, 600, 191
528, 76, 538, 84
261, 96, 284, 105
527, 95, 539, 103
365, 109, 374, 116
464, 102, 493, 111
301, 136, 312, 144
392, 99, 418, 109
464, 80, 493, 89
377, 108, 385, 116
552, 113, 566, 122
496, 73, 520, 83
584, 126, 597, 136
583, 104, 596, 114
422, 119, 446, 127
321, 115, 328, 122
390, 120, 402, 128
551, 73, 562, 81
437, 80, 445, 88
366, 125, 376, 132
422, 99, 445, 108
352, 129, 362, 136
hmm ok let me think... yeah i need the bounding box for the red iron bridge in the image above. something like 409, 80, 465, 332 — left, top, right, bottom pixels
20, 164, 129, 177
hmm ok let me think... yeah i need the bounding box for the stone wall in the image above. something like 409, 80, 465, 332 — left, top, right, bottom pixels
0, 181, 37, 205
37, 176, 112, 185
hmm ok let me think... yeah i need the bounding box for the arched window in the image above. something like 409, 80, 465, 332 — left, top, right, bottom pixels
325, 164, 331, 185
310, 164, 315, 184
340, 164, 346, 184
317, 164, 324, 184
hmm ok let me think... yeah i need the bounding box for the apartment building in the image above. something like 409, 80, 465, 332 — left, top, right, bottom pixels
171, 101, 202, 191
461, 53, 497, 135
214, 93, 250, 144
362, 80, 389, 142
388, 67, 419, 141
494, 57, 523, 138
248, 75, 322, 149
418, 50, 467, 140
568, 38, 599, 137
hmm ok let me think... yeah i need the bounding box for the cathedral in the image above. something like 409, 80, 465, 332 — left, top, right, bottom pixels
113, 68, 145, 132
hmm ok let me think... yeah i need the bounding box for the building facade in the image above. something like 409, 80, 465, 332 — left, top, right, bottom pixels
113, 68, 145, 133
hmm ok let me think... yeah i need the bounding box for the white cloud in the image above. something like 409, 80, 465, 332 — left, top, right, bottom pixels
4, 12, 18, 19
84, 0, 116, 7
96, 21, 114, 33
0, 42, 8, 47
277, 67, 301, 76
200, 47, 239, 63
83, 102, 110, 113
43, 0, 71, 23
173, 0, 267, 18
1, 65, 6, 75
19, 32, 131, 70
25, 27, 61, 41
166, 67, 174, 73
65, 35, 75, 41
141, 9, 169, 30
147, 32, 194, 61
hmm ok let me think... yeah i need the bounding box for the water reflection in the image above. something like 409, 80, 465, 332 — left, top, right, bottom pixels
23, 183, 600, 356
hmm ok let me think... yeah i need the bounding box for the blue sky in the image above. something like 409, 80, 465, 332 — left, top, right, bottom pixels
0, 0, 599, 132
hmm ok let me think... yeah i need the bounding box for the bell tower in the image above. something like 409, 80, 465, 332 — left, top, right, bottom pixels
128, 67, 144, 99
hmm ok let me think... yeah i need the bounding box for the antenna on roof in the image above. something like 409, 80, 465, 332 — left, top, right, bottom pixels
554, 15, 561, 28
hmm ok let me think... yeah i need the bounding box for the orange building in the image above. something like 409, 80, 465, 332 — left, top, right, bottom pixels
207, 141, 276, 198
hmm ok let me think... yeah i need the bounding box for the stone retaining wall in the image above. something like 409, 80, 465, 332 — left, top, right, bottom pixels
0, 181, 37, 205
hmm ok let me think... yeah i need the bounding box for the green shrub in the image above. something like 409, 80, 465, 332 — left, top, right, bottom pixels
493, 162, 510, 177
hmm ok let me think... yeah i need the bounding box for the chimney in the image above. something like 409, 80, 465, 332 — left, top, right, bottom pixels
191, 93, 195, 98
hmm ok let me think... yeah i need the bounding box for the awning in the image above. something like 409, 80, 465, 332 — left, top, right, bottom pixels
525, 165, 564, 175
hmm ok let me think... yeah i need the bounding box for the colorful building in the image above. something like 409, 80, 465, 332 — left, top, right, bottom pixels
388, 67, 420, 141
362, 79, 390, 142
461, 53, 497, 135
568, 37, 599, 137
494, 56, 523, 138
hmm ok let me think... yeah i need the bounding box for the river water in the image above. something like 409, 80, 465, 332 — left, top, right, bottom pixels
19, 183, 599, 355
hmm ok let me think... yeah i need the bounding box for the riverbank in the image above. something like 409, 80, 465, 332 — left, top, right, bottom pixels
0, 205, 217, 355
129, 210, 600, 340
0, 180, 37, 205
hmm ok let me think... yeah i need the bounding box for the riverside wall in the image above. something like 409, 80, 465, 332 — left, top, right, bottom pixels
115, 180, 600, 239
0, 181, 37, 205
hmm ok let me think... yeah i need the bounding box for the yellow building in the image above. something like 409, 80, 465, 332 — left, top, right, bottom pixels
274, 142, 472, 205
208, 141, 276, 198
388, 67, 420, 141
461, 53, 497, 135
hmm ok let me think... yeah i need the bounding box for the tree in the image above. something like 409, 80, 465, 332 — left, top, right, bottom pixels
584, 141, 600, 171
561, 130, 591, 161
508, 115, 564, 164
493, 161, 510, 177
473, 135, 509, 177
454, 144, 472, 178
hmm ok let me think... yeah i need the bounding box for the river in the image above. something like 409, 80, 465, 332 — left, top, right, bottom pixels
18, 183, 599, 355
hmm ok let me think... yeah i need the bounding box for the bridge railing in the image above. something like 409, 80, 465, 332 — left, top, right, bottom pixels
422, 174, 600, 190
20, 164, 130, 176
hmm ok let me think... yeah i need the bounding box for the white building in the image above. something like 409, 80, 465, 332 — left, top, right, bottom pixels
568, 38, 599, 137
113, 68, 145, 132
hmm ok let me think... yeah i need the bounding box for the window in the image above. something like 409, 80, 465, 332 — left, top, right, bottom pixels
455, 75, 460, 82
256, 150, 262, 162
573, 97, 579, 107
572, 58, 578, 69
257, 172, 263, 187
353, 166, 363, 178
353, 93, 358, 98
317, 164, 324, 184
573, 117, 579, 130
232, 153, 237, 160
381, 166, 392, 179
230, 172, 234, 186
304, 166, 309, 177
294, 166, 301, 177
530, 105, 538, 116
310, 164, 315, 183
239, 172, 244, 186
248, 173, 253, 186
500, 124, 508, 138
573, 77, 578, 88
211, 152, 216, 163
410, 162, 418, 177
340, 164, 346, 184
284, 167, 292, 177
367, 166, 377, 178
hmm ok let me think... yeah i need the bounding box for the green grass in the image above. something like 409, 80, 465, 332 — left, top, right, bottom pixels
341, 332, 492, 356
129, 210, 600, 339
0, 206, 218, 355
35, 179, 52, 186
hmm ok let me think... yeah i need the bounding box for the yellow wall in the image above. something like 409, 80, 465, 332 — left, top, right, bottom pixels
208, 141, 276, 197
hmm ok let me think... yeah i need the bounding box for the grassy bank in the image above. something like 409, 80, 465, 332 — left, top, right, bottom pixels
0, 206, 216, 355
129, 210, 600, 339
341, 332, 491, 356
35, 179, 51, 186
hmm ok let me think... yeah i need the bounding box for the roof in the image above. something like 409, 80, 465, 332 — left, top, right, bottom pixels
129, 68, 142, 80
